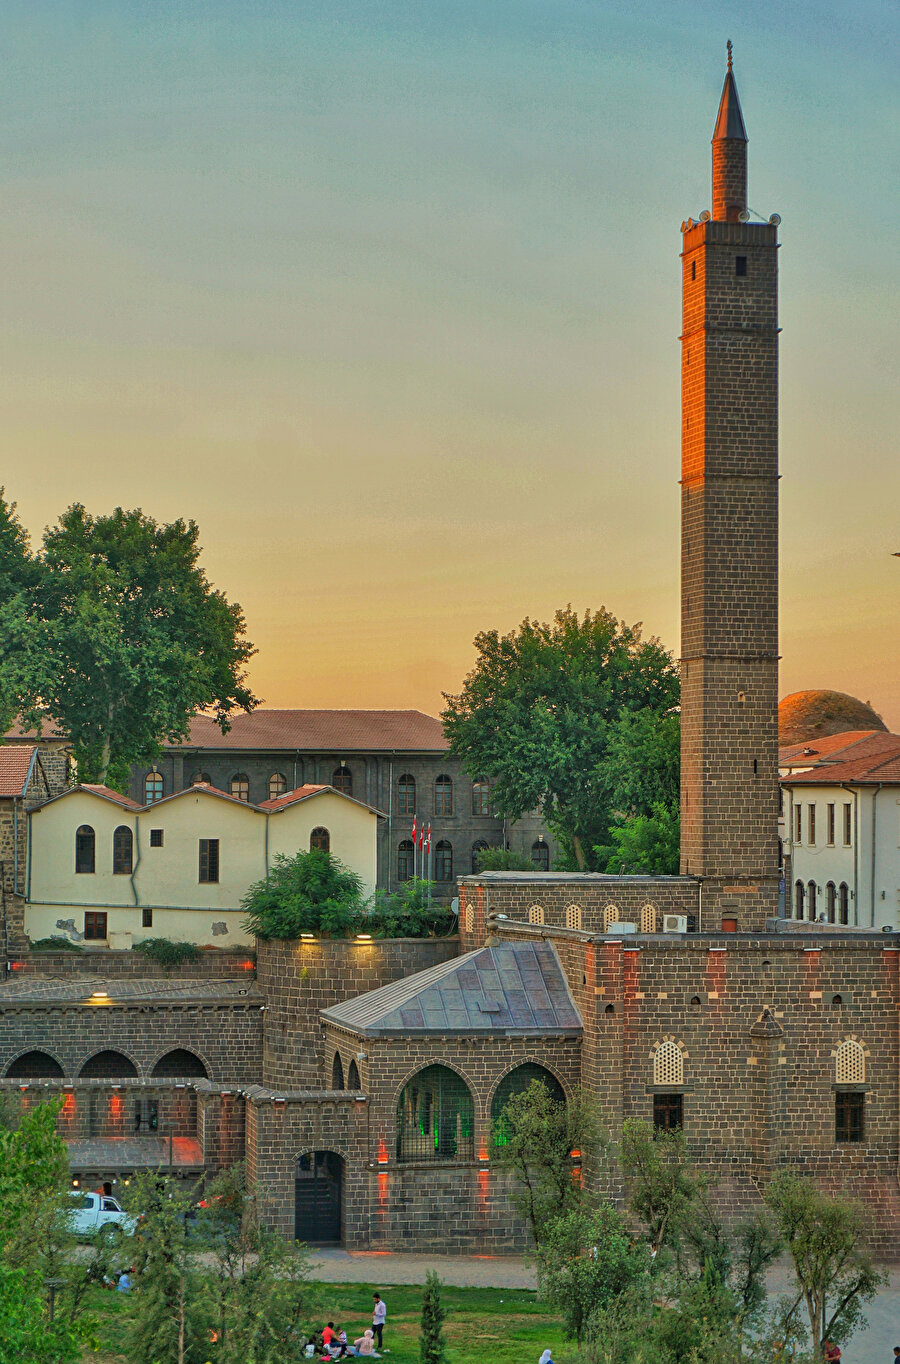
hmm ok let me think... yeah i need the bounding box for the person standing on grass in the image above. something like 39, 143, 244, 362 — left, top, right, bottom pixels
372, 1293, 386, 1349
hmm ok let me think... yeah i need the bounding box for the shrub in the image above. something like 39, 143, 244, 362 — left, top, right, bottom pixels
473, 846, 536, 872
132, 938, 201, 967
29, 936, 84, 953
369, 879, 456, 938
242, 850, 366, 940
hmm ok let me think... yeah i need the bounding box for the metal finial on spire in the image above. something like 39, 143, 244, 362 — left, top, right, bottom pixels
726, 39, 733, 70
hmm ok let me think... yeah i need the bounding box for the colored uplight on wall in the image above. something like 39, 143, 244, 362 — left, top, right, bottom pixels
377, 1138, 389, 1164
241, 959, 255, 971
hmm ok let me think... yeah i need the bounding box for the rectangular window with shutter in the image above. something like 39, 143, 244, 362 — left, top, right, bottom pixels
199, 839, 220, 884
843, 803, 852, 846
808, 804, 816, 845
827, 803, 835, 845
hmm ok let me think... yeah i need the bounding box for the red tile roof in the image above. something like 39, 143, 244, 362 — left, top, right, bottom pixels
784, 737, 900, 786
779, 730, 880, 765
258, 784, 327, 811
77, 785, 142, 809
0, 746, 37, 798
172, 709, 449, 753
4, 719, 65, 742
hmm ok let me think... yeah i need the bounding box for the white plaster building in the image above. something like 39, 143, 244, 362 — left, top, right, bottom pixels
781, 733, 900, 928
25, 781, 381, 948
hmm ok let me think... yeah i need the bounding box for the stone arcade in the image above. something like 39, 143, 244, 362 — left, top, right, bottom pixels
2, 58, 898, 1256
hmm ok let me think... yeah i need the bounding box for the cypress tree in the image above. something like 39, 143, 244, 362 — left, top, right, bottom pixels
419, 1271, 446, 1364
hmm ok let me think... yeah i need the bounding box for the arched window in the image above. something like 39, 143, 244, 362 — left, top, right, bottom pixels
835, 1039, 865, 1085
268, 772, 287, 801
150, 1049, 208, 1079
471, 840, 489, 873
794, 881, 805, 919
531, 840, 550, 871
528, 904, 545, 925
191, 771, 211, 786
79, 1050, 138, 1079
332, 1052, 345, 1089
397, 839, 415, 882
653, 1039, 684, 1087
603, 904, 618, 932
332, 765, 352, 796
472, 780, 490, 816
491, 1063, 565, 1145
230, 774, 250, 802
398, 774, 416, 817
464, 902, 474, 934
310, 827, 330, 853
434, 840, 453, 881
434, 774, 453, 817
640, 904, 657, 933
144, 772, 164, 804
565, 903, 582, 931
75, 825, 95, 875
348, 1059, 361, 1090
112, 826, 133, 876
396, 1065, 474, 1162
839, 883, 850, 925
826, 882, 836, 923
5, 1050, 64, 1078
807, 882, 817, 919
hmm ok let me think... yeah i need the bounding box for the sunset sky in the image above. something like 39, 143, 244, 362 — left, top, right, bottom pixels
3, 2, 898, 725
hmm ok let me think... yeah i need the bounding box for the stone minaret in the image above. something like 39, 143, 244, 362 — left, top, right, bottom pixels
679, 48, 781, 930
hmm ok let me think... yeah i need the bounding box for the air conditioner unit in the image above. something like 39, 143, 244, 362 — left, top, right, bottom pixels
607, 921, 636, 935
663, 914, 688, 934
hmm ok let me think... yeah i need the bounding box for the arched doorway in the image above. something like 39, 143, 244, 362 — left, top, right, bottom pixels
295, 1151, 343, 1245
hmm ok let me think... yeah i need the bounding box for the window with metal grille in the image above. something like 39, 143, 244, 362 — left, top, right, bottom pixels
491, 1063, 565, 1146
843, 803, 852, 846
434, 840, 453, 881
653, 1093, 683, 1130
835, 1040, 865, 1084
653, 1040, 684, 1086
396, 1065, 474, 1162
75, 825, 96, 875
835, 1091, 864, 1143
144, 772, 163, 804
332, 766, 352, 796
472, 780, 490, 816
528, 905, 545, 925
603, 904, 618, 931
199, 838, 219, 884
142, 907, 153, 928
839, 882, 849, 924
134, 1098, 159, 1133
434, 774, 453, 816
84, 911, 107, 941
808, 804, 816, 845
310, 827, 330, 853
230, 774, 250, 802
640, 904, 657, 933
268, 772, 287, 801
112, 826, 133, 875
398, 774, 416, 816
149, 828, 163, 847
531, 840, 549, 871
471, 841, 489, 873
398, 839, 414, 883
565, 904, 582, 930
827, 803, 835, 845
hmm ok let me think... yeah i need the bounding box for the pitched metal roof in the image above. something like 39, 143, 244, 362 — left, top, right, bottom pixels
169, 709, 449, 753
322, 941, 582, 1037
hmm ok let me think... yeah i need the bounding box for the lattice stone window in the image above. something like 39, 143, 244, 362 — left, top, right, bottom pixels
835, 1039, 865, 1085
640, 903, 657, 933
565, 903, 582, 930
653, 1039, 684, 1087
464, 903, 474, 934
528, 905, 545, 925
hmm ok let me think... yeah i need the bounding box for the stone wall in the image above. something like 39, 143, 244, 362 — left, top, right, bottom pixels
257, 937, 459, 1088
5, 949, 257, 979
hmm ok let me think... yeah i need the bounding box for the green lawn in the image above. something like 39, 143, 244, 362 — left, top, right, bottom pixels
81, 1280, 569, 1364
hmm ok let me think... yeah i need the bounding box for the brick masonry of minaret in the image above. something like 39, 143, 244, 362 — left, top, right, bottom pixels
680, 218, 781, 929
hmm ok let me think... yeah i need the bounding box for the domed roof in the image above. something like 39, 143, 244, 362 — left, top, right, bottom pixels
779, 690, 887, 747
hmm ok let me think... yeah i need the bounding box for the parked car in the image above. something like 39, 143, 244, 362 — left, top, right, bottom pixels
67, 1191, 137, 1237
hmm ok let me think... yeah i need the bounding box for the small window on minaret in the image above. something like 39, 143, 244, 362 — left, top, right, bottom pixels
691, 260, 696, 280
735, 256, 748, 277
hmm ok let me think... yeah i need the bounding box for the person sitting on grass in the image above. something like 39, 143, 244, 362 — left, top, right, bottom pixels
352, 1328, 378, 1356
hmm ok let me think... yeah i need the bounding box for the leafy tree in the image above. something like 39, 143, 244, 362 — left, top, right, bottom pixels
370, 879, 455, 938
472, 846, 536, 872
242, 849, 366, 939
491, 1078, 606, 1243
765, 1174, 883, 1361
31, 504, 256, 786
536, 1205, 651, 1344
418, 1270, 447, 1364
0, 1263, 79, 1364
0, 491, 44, 736
126, 1173, 212, 1364
620, 1119, 707, 1256
442, 607, 679, 869
596, 801, 680, 875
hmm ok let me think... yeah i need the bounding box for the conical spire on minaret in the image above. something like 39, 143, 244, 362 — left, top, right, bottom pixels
711, 42, 748, 222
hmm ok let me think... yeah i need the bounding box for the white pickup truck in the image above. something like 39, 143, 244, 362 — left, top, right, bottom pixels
67, 1191, 137, 1237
